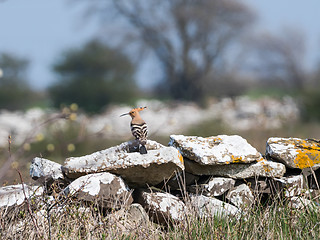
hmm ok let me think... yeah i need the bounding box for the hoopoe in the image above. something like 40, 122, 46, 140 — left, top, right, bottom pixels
120, 106, 148, 154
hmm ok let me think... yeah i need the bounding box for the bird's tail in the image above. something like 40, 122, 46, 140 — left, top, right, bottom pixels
139, 144, 147, 154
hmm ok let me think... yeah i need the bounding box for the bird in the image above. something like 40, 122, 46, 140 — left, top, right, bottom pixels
120, 106, 148, 154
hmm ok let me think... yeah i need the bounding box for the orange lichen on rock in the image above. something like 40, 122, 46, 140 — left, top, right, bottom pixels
178, 152, 184, 164
294, 140, 320, 169
230, 155, 244, 163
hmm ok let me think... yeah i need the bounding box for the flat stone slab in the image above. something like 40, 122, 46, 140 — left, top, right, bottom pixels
188, 177, 235, 197
30, 157, 64, 184
266, 137, 320, 169
0, 184, 43, 208
64, 172, 133, 209
169, 135, 263, 165
137, 190, 186, 224
62, 140, 184, 187
184, 158, 286, 179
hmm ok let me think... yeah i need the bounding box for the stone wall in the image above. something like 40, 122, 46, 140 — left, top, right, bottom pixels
1, 134, 319, 225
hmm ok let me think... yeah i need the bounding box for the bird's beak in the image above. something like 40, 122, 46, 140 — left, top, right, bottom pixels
120, 113, 129, 117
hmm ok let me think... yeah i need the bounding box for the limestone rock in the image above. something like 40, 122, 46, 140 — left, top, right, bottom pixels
266, 137, 320, 169
62, 140, 184, 187
288, 196, 315, 209
184, 158, 286, 179
275, 175, 305, 197
169, 135, 263, 165
188, 177, 235, 197
137, 190, 186, 225
64, 172, 133, 209
106, 203, 150, 233
226, 184, 255, 209
246, 179, 270, 194
190, 194, 240, 218
0, 184, 43, 208
30, 157, 65, 184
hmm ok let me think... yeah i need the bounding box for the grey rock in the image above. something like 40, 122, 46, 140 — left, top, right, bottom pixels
226, 184, 255, 209
188, 177, 235, 197
190, 194, 240, 218
106, 203, 150, 233
64, 172, 133, 209
169, 135, 263, 165
288, 196, 315, 209
0, 184, 43, 208
184, 158, 286, 179
62, 140, 184, 187
137, 190, 186, 225
266, 137, 320, 169
30, 157, 65, 184
275, 175, 305, 197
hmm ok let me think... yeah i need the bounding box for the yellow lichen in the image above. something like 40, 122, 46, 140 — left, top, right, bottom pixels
293, 140, 320, 169
178, 152, 184, 164
230, 155, 244, 163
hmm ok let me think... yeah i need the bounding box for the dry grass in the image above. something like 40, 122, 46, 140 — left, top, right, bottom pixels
1, 189, 320, 240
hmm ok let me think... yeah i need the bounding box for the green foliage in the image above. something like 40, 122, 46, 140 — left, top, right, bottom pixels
0, 53, 38, 110
50, 40, 138, 113
301, 76, 320, 121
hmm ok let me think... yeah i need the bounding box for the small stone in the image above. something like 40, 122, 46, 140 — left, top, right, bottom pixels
137, 190, 186, 225
288, 196, 315, 209
64, 172, 133, 209
106, 203, 150, 233
226, 184, 255, 209
188, 177, 235, 197
30, 157, 65, 184
275, 175, 305, 197
169, 135, 263, 165
190, 194, 240, 218
0, 184, 43, 208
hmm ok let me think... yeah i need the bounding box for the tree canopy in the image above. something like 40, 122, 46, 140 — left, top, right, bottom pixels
0, 53, 35, 110
50, 40, 138, 113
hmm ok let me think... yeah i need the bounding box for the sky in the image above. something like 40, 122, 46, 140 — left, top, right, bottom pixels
0, 0, 319, 90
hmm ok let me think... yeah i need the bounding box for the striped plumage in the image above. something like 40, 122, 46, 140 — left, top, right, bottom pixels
131, 122, 148, 145
120, 107, 148, 154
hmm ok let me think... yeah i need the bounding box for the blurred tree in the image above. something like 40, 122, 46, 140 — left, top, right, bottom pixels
77, 0, 254, 103
301, 62, 320, 121
50, 40, 138, 113
247, 29, 306, 91
0, 53, 35, 110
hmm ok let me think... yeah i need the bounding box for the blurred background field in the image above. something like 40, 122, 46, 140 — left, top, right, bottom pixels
0, 0, 320, 184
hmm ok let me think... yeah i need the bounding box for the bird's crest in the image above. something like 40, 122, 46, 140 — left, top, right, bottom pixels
120, 106, 147, 117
